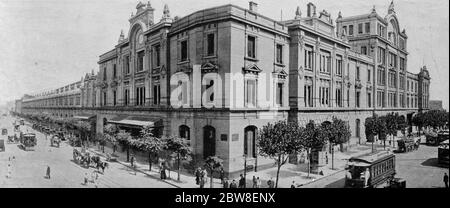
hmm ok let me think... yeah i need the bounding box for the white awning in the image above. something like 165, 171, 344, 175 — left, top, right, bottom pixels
108, 116, 162, 128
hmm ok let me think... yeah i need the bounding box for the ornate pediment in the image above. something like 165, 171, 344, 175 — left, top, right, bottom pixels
201, 62, 218, 73
110, 80, 119, 88
355, 80, 363, 89
242, 64, 262, 75
273, 68, 288, 79
95, 81, 108, 89
366, 85, 373, 91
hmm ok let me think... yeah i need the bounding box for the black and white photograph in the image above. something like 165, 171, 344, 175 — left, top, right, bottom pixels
0, 0, 448, 192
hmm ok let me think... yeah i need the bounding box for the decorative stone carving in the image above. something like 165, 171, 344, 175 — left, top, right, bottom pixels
273, 68, 288, 79
242, 64, 262, 75
202, 62, 219, 74
298, 66, 304, 79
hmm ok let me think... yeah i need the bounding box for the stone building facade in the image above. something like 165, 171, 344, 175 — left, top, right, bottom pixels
19, 1, 430, 176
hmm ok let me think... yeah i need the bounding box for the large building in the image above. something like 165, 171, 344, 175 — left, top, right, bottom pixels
19, 1, 430, 176
429, 100, 444, 111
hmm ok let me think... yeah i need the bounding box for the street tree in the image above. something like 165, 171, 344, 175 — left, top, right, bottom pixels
257, 120, 302, 187
377, 116, 388, 150
412, 112, 425, 135
318, 117, 351, 170
365, 116, 378, 152
116, 130, 133, 162
104, 124, 119, 153
384, 113, 398, 147
299, 120, 326, 177
165, 136, 192, 181
204, 156, 223, 188
133, 125, 166, 171
96, 132, 108, 153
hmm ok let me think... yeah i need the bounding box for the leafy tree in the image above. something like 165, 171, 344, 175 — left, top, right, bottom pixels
377, 116, 388, 150
384, 113, 399, 147
257, 120, 302, 188
365, 116, 378, 152
299, 120, 326, 177
165, 136, 192, 181
116, 130, 133, 162
319, 117, 351, 170
412, 112, 425, 135
204, 156, 223, 188
104, 124, 119, 153
96, 132, 108, 153
133, 125, 166, 171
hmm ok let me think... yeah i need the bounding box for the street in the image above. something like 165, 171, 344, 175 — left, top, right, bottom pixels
0, 115, 175, 188
302, 144, 449, 188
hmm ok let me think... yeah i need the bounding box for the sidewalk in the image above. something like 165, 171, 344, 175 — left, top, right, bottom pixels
83, 142, 391, 188
84, 146, 223, 188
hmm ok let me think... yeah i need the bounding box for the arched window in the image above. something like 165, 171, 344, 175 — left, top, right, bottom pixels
179, 125, 190, 144
203, 125, 216, 159
244, 126, 258, 158
356, 119, 361, 141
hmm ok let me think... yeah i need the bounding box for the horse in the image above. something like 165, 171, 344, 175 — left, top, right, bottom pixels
97, 161, 109, 174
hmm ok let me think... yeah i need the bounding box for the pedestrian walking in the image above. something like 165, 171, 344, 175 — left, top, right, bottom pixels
130, 155, 135, 168
291, 181, 296, 188
256, 177, 261, 188
195, 167, 201, 185
6, 164, 11, 179
199, 176, 205, 188
219, 168, 225, 184
160, 165, 167, 180
444, 173, 449, 188
230, 179, 238, 188
83, 172, 89, 185
252, 176, 257, 188
223, 179, 229, 188
46, 165, 51, 179
238, 174, 245, 188
267, 178, 275, 188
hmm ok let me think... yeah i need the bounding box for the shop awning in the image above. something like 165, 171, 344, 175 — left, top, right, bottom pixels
73, 114, 96, 120
108, 115, 163, 128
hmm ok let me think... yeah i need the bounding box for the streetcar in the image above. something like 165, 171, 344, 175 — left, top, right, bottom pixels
345, 151, 397, 188
438, 140, 449, 165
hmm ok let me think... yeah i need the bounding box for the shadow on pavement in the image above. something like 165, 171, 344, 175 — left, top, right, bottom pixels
420, 158, 448, 168
324, 178, 345, 188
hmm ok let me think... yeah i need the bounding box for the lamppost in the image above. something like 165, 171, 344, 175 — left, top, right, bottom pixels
243, 154, 247, 188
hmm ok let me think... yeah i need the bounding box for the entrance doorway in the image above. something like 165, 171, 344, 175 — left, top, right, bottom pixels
203, 125, 216, 159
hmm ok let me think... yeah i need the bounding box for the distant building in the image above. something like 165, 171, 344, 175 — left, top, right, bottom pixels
429, 100, 444, 111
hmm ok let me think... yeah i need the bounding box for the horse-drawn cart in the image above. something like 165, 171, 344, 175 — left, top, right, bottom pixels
50, 135, 61, 148
397, 137, 419, 153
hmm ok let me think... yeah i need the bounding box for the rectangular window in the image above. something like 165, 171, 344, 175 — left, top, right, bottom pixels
367, 92, 372, 107
124, 89, 129, 106
347, 89, 350, 107
206, 33, 215, 56
153, 84, 160, 105
276, 44, 283, 64
368, 68, 371, 82
103, 67, 107, 81
336, 87, 342, 107
304, 46, 314, 70
245, 79, 257, 107
113, 90, 116, 106
400, 57, 405, 71
137, 51, 145, 72
124, 56, 130, 74
378, 47, 386, 65
358, 23, 363, 34
356, 91, 360, 108
356, 67, 360, 80
304, 78, 313, 107
342, 26, 347, 35
276, 83, 283, 106
365, 22, 370, 33
103, 92, 107, 106
247, 36, 256, 59
113, 64, 117, 78
135, 86, 146, 106
349, 25, 354, 35
180, 40, 188, 62
153, 45, 161, 67
361, 46, 367, 55
336, 55, 343, 76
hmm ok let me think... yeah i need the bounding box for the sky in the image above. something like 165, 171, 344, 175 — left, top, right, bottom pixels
0, 0, 448, 110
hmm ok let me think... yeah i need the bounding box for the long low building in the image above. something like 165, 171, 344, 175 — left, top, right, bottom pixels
19, 1, 430, 177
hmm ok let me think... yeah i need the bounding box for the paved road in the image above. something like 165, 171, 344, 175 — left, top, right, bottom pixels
0, 115, 174, 188
302, 143, 449, 188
